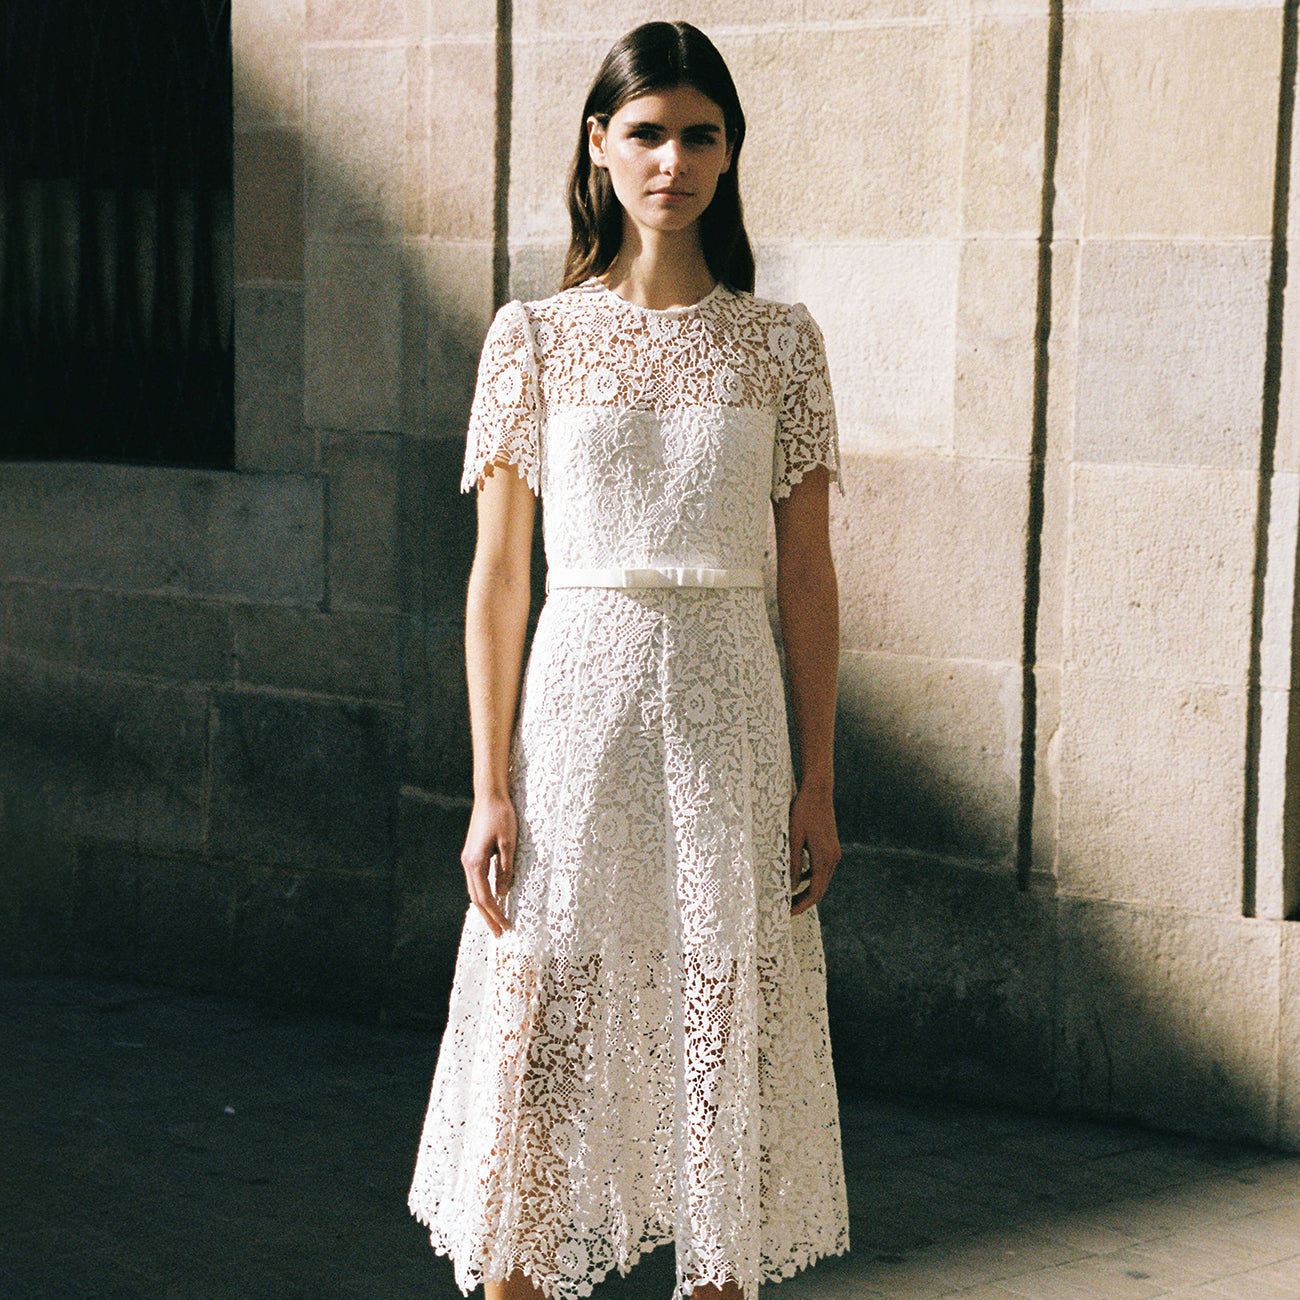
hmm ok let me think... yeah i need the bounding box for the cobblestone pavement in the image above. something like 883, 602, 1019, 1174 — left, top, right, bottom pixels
3, 975, 1298, 1299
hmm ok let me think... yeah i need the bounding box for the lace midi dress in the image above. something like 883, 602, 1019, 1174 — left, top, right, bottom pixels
408, 280, 849, 1300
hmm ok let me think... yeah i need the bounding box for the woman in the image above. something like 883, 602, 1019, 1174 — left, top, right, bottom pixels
409, 21, 848, 1300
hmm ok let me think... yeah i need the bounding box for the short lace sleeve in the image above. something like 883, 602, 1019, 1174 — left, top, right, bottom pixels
772, 302, 841, 500
460, 300, 541, 494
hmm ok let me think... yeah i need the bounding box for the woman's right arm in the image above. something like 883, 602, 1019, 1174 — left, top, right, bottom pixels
461, 466, 537, 937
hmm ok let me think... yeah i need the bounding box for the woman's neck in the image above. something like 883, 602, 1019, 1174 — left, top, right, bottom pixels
601, 227, 717, 311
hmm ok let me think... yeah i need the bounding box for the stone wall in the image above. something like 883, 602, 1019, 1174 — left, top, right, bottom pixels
2, 0, 1299, 1150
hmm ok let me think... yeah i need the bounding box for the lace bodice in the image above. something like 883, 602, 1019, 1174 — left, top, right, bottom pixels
461, 281, 839, 574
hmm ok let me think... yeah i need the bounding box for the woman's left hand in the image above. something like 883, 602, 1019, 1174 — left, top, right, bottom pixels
789, 781, 840, 916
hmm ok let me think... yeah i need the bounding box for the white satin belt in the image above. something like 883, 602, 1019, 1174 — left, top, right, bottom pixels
547, 565, 763, 590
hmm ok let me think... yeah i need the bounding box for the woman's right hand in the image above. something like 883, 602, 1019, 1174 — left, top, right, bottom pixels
461, 793, 518, 938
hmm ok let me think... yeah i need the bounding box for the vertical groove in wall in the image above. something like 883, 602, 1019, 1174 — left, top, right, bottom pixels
492, 0, 513, 308
1243, 0, 1298, 919
1016, 1, 1066, 890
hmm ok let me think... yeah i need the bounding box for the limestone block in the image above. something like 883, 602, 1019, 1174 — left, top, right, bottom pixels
305, 0, 402, 40
1050, 17, 1089, 241
75, 593, 233, 683
304, 239, 403, 431
304, 45, 406, 239
234, 284, 312, 473
1076, 240, 1269, 469
836, 650, 1021, 865
406, 40, 495, 241
0, 464, 325, 605
419, 0, 495, 39
233, 606, 401, 701
0, 660, 210, 856
322, 433, 401, 611
511, 0, 800, 37
0, 584, 75, 661
136, 855, 234, 988
209, 691, 399, 871
779, 242, 959, 454
963, 18, 1049, 236
835, 452, 1027, 663
732, 25, 965, 242
386, 790, 472, 1027
1066, 464, 1256, 684
1254, 685, 1292, 921
1281, 922, 1300, 1150
400, 436, 480, 615
233, 129, 304, 283
1033, 453, 1070, 670
1056, 669, 1246, 914
1280, 192, 1300, 473
232, 0, 303, 132
1043, 236, 1079, 460
508, 38, 602, 243
402, 238, 495, 435
955, 238, 1038, 458
1055, 900, 1280, 1145
1082, 10, 1281, 238
820, 846, 1055, 1106
69, 847, 140, 975
404, 620, 474, 795
508, 241, 567, 304
1030, 662, 1061, 881
229, 864, 391, 1014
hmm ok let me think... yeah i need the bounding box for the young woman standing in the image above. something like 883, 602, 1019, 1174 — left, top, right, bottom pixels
410, 22, 848, 1300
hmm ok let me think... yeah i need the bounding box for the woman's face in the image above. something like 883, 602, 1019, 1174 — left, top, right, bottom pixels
587, 85, 732, 239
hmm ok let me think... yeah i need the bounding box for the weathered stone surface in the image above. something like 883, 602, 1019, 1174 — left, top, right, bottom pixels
1055, 900, 1280, 1145
209, 691, 399, 872
407, 41, 496, 241
513, 0, 800, 36
306, 0, 402, 40
955, 238, 1039, 458
821, 846, 1055, 1107
1081, 10, 1280, 239
304, 45, 406, 239
234, 284, 311, 474
963, 17, 1049, 236
1280, 922, 1300, 1151
777, 242, 959, 454
137, 855, 234, 988
232, 605, 401, 701
835, 452, 1027, 662
1066, 464, 1256, 684
304, 239, 403, 431
0, 584, 75, 661
0, 464, 325, 605
404, 620, 474, 796
232, 0, 304, 132
76, 593, 233, 683
401, 238, 495, 435
1075, 241, 1269, 470
836, 650, 1021, 865
1057, 670, 1245, 915
229, 865, 391, 1015
508, 241, 566, 304
70, 846, 139, 975
322, 433, 401, 611
0, 656, 209, 856
733, 26, 965, 242
1029, 663, 1061, 881
233, 129, 304, 283
385, 789, 472, 1027
401, 436, 481, 615
419, 0, 495, 38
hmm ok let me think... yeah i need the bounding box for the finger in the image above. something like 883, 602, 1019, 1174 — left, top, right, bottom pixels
463, 856, 509, 937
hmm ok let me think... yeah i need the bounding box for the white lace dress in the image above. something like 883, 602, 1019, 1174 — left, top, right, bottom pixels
408, 280, 849, 1299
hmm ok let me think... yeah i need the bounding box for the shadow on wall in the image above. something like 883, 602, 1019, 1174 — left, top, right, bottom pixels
0, 34, 1293, 1160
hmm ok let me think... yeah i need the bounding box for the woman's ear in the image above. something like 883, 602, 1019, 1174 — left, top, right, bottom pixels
721, 140, 734, 174
587, 115, 608, 168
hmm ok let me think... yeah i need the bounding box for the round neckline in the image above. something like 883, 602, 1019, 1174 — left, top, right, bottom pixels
588, 278, 725, 316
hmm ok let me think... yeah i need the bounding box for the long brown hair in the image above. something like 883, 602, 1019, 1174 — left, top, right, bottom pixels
562, 22, 755, 293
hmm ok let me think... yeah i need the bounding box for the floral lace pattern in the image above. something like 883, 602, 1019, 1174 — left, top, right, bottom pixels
412, 283, 847, 1299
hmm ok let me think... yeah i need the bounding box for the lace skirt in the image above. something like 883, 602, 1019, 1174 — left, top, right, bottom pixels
408, 586, 848, 1299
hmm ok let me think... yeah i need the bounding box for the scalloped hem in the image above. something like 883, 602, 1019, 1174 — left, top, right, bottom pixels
461, 453, 541, 496
408, 1198, 849, 1300
771, 459, 843, 502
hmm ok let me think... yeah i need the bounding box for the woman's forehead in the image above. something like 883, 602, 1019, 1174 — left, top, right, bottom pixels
612, 85, 726, 127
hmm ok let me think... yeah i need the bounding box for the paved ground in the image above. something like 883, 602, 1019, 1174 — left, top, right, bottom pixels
3, 974, 1299, 1300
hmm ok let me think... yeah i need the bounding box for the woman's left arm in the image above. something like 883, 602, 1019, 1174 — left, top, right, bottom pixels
774, 465, 841, 916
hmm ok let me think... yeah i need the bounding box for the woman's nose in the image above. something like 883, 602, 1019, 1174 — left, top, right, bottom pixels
658, 139, 683, 172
